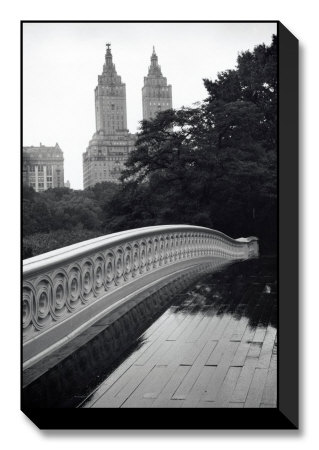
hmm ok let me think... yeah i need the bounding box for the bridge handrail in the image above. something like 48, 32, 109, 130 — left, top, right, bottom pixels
22, 225, 258, 362
23, 225, 258, 275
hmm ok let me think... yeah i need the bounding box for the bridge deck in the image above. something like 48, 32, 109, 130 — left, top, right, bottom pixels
83, 258, 277, 408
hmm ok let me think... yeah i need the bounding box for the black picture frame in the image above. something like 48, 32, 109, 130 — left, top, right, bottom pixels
21, 20, 298, 429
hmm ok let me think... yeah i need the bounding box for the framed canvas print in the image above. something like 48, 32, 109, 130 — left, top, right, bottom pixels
21, 21, 298, 429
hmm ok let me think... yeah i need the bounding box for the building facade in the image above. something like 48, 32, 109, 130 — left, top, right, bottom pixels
23, 143, 64, 192
83, 44, 136, 189
142, 47, 172, 121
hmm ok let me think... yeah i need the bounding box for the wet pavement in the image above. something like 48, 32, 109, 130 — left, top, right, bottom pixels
81, 257, 277, 408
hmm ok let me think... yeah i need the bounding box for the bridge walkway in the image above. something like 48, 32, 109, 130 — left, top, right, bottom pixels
82, 257, 277, 409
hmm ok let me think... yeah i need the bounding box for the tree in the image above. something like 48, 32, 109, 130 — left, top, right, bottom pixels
109, 35, 278, 251
202, 35, 277, 246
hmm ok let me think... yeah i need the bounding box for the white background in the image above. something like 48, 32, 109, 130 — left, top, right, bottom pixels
1, 0, 316, 447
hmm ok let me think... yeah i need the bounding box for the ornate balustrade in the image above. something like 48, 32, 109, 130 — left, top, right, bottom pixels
22, 225, 258, 368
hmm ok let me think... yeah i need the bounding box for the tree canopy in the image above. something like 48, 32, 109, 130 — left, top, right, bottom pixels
104, 35, 277, 251
22, 182, 119, 257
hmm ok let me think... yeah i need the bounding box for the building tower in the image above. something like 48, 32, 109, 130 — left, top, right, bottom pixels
83, 44, 136, 189
95, 43, 128, 134
142, 46, 172, 121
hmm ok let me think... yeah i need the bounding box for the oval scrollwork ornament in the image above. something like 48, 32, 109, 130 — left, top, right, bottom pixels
67, 265, 82, 311
33, 277, 53, 330
22, 282, 36, 338
139, 240, 147, 274
115, 247, 124, 285
123, 244, 133, 281
93, 254, 106, 295
51, 269, 68, 320
131, 242, 140, 278
159, 236, 165, 266
153, 237, 159, 268
146, 238, 153, 271
81, 259, 94, 303
105, 250, 115, 289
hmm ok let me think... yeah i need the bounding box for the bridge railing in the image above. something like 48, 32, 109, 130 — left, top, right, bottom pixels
22, 225, 258, 367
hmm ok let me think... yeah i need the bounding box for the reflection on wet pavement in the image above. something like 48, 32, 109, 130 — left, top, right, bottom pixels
83, 257, 277, 409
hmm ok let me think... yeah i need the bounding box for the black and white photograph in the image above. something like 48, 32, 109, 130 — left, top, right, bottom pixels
20, 20, 297, 428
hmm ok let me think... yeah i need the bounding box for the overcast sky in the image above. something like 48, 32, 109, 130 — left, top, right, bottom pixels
23, 22, 277, 189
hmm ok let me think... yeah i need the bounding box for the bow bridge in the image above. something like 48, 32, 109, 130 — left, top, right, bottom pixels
22, 225, 276, 409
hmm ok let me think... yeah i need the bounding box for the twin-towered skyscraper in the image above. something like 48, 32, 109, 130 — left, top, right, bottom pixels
83, 44, 173, 189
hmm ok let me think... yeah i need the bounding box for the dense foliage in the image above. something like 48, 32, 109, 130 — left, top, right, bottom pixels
23, 36, 277, 257
22, 183, 119, 258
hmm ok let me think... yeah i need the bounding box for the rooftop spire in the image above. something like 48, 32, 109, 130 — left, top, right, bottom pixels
151, 45, 158, 62
104, 42, 115, 70
105, 42, 112, 60
148, 46, 162, 76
